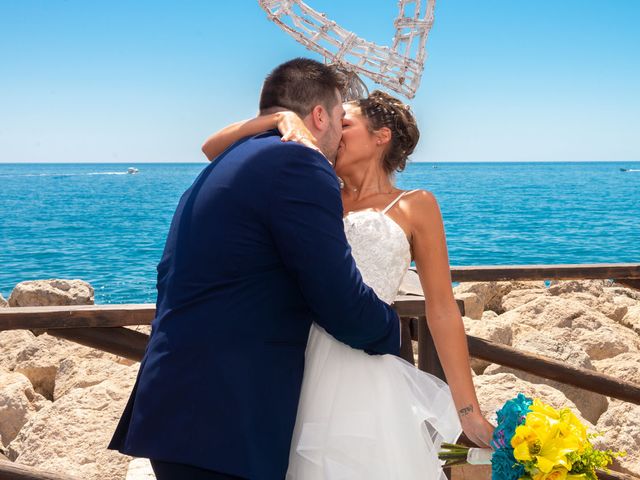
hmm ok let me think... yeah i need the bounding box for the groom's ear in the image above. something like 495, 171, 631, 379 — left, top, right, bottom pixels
308, 104, 328, 132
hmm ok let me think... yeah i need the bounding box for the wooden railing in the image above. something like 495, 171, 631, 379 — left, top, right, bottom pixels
1, 263, 639, 480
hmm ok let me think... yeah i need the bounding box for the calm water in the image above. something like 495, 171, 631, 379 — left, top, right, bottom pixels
1, 162, 639, 303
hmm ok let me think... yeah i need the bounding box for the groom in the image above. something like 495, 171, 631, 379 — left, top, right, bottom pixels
108, 58, 400, 480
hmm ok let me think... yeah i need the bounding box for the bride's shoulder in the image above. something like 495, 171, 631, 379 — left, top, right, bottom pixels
401, 189, 444, 224
403, 189, 440, 209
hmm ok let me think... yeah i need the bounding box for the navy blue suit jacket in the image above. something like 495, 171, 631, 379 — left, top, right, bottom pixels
108, 130, 400, 479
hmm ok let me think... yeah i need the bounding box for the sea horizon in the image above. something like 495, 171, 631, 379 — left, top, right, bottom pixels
1, 161, 638, 303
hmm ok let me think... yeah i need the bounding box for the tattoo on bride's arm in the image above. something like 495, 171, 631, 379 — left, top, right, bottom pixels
458, 405, 473, 417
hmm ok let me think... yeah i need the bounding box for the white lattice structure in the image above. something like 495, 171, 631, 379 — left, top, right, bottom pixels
258, 0, 436, 99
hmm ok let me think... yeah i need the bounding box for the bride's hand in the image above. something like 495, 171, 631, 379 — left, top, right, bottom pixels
460, 412, 495, 448
277, 111, 320, 153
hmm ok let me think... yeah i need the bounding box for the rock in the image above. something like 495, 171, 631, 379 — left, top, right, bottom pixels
620, 305, 640, 334
483, 331, 608, 424
497, 296, 604, 334
481, 310, 498, 320
8, 279, 94, 307
552, 291, 628, 322
0, 293, 7, 307
463, 316, 512, 374
607, 284, 640, 301
14, 333, 129, 400
547, 279, 607, 297
472, 373, 593, 428
593, 352, 640, 386
500, 289, 545, 311
453, 281, 548, 314
0, 372, 49, 446
0, 330, 37, 372
54, 354, 133, 400
126, 458, 156, 480
567, 323, 638, 361
7, 365, 139, 480
456, 293, 484, 320
593, 400, 640, 477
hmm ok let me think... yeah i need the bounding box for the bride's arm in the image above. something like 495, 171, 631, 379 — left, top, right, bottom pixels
201, 112, 317, 161
408, 190, 495, 448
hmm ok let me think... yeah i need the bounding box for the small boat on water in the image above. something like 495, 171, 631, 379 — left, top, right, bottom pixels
127, 167, 139, 174
621, 168, 628, 172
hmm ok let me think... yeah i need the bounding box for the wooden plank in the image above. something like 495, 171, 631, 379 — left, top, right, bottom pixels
47, 327, 149, 362
618, 279, 640, 291
0, 304, 155, 331
467, 335, 640, 405
392, 297, 464, 320
0, 461, 81, 480
596, 470, 640, 480
447, 263, 640, 282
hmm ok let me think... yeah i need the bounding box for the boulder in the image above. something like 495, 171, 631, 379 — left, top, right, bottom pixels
0, 330, 37, 372
497, 296, 605, 335
456, 293, 483, 320
126, 458, 156, 480
481, 310, 498, 321
8, 279, 94, 307
472, 373, 593, 428
567, 323, 638, 361
454, 281, 548, 314
593, 400, 640, 477
593, 352, 640, 386
553, 291, 628, 322
54, 354, 133, 400
500, 288, 545, 311
547, 279, 608, 297
620, 304, 640, 334
0, 293, 7, 307
483, 331, 608, 424
606, 284, 640, 301
7, 364, 139, 480
0, 372, 49, 446
463, 316, 512, 374
14, 333, 128, 400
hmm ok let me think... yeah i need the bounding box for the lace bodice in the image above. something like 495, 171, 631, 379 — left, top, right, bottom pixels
343, 210, 412, 305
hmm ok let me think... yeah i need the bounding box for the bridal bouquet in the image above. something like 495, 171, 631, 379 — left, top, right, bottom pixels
438, 393, 624, 480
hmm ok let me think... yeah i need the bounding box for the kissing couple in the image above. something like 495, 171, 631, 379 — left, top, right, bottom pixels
109, 58, 494, 479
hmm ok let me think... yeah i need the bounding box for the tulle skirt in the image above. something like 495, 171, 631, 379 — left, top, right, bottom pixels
286, 324, 462, 479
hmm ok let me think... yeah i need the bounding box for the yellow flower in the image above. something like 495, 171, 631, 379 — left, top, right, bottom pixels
512, 400, 586, 473
532, 467, 568, 480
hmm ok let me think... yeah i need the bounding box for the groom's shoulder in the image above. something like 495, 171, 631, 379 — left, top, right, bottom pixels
247, 130, 330, 170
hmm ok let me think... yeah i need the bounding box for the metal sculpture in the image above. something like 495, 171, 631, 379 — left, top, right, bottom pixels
258, 0, 436, 99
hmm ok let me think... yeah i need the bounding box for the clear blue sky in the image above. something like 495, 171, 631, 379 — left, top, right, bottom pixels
1, 0, 638, 163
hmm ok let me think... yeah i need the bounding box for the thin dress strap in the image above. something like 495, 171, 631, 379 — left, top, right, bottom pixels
381, 189, 419, 214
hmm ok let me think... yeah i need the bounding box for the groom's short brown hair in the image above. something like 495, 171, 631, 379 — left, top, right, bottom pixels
259, 58, 345, 117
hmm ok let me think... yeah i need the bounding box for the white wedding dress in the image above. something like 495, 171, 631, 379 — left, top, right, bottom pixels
286, 191, 463, 479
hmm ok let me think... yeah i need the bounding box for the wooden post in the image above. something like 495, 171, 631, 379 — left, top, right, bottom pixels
399, 317, 415, 365
417, 316, 445, 380
47, 327, 149, 362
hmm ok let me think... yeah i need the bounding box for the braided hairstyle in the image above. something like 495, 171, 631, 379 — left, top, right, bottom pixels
356, 90, 419, 175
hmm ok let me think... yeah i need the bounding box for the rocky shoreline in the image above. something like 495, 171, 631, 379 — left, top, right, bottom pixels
1, 278, 639, 479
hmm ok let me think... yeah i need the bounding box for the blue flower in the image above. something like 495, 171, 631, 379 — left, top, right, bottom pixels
491, 393, 533, 450
491, 447, 525, 480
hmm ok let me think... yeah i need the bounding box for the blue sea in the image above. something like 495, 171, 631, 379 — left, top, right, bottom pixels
1, 162, 639, 304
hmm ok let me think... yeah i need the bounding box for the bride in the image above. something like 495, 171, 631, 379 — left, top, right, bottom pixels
202, 90, 494, 479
